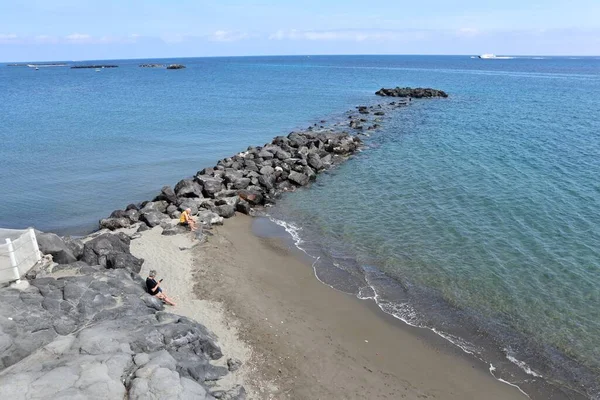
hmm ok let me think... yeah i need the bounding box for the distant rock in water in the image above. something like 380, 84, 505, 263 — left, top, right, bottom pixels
166, 64, 186, 70
139, 63, 165, 68
376, 87, 448, 98
71, 65, 118, 69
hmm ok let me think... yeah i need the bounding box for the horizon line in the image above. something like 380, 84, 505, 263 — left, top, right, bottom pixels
3, 53, 600, 64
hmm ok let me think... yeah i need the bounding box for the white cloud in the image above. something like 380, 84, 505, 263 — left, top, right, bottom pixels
0, 33, 19, 43
34, 35, 58, 44
456, 27, 480, 37
268, 29, 428, 42
209, 30, 251, 42
64, 33, 91, 42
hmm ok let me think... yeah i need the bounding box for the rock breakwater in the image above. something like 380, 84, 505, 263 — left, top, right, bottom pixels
376, 87, 448, 98
99, 91, 452, 232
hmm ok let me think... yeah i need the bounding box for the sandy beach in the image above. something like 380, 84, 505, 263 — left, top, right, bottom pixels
129, 215, 528, 399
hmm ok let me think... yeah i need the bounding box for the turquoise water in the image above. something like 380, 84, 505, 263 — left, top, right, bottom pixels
1, 55, 599, 397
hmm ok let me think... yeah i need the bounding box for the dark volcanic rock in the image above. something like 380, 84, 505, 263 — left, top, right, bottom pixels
140, 211, 168, 228
175, 179, 204, 199
196, 175, 224, 198
307, 153, 324, 171
125, 209, 140, 223
155, 185, 178, 204
35, 232, 77, 264
109, 209, 128, 219
106, 252, 144, 273
166, 64, 186, 69
99, 217, 131, 231
235, 200, 251, 215
375, 87, 448, 98
0, 265, 230, 399
82, 232, 131, 267
288, 171, 309, 186
140, 201, 168, 214
215, 204, 236, 218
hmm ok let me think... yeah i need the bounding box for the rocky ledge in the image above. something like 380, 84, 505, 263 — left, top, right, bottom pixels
167, 64, 186, 70
375, 87, 448, 98
139, 63, 166, 68
0, 230, 245, 399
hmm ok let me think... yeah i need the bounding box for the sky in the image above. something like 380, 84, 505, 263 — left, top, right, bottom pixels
1, 0, 599, 61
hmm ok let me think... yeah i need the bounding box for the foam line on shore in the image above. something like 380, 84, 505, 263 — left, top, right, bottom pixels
267, 212, 535, 399
490, 365, 532, 399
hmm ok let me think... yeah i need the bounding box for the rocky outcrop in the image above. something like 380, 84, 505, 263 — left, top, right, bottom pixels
35, 231, 77, 264
139, 63, 165, 68
0, 267, 227, 399
375, 87, 448, 98
2, 226, 241, 399
167, 64, 186, 70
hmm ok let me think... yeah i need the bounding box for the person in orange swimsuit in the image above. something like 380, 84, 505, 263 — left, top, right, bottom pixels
179, 208, 197, 231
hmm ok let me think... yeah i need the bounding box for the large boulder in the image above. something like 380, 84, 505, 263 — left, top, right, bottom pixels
196, 211, 223, 226
35, 232, 77, 264
140, 211, 168, 228
140, 201, 168, 214
174, 179, 204, 199
109, 210, 128, 219
237, 190, 264, 206
287, 132, 309, 148
259, 166, 274, 175
63, 237, 84, 260
257, 174, 275, 190
215, 204, 235, 218
288, 171, 309, 186
125, 209, 140, 223
82, 233, 131, 267
106, 253, 144, 273
154, 185, 178, 204
229, 177, 250, 190
257, 150, 274, 160
195, 176, 224, 198
99, 218, 131, 231
235, 200, 251, 215
307, 153, 324, 171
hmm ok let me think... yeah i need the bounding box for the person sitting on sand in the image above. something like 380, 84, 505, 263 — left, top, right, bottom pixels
146, 270, 176, 306
179, 208, 197, 231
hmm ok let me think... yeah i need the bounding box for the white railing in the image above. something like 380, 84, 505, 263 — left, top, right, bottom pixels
0, 228, 41, 284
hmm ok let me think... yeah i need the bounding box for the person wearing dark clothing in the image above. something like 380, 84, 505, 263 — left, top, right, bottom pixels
146, 269, 176, 306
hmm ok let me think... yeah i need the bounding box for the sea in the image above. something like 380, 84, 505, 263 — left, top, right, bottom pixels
0, 55, 598, 398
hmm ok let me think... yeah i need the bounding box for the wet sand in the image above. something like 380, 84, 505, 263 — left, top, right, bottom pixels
191, 214, 527, 399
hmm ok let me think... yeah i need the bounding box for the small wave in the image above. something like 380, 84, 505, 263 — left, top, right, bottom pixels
489, 364, 532, 398
268, 214, 535, 398
505, 351, 543, 377
267, 216, 304, 247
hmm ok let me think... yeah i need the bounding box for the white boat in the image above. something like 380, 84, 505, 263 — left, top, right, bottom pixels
95, 69, 101, 72
478, 53, 514, 59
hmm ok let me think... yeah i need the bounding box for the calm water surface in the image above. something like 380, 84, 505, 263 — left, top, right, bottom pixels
1, 55, 599, 398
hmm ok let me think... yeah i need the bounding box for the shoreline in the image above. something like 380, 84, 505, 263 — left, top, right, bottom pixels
190, 214, 528, 399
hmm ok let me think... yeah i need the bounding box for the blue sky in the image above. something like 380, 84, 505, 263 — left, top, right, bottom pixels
1, 0, 599, 61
